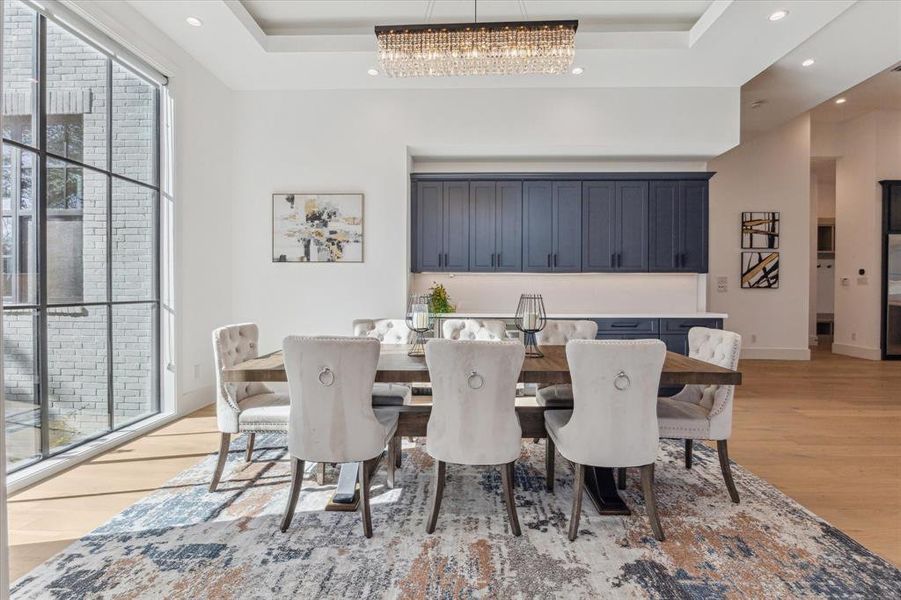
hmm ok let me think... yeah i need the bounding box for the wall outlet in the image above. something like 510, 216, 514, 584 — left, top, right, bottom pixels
851, 332, 857, 341
193, 364, 201, 380
716, 276, 728, 293
751, 334, 757, 344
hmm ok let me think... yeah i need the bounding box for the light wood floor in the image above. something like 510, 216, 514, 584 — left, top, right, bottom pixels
6, 350, 900, 580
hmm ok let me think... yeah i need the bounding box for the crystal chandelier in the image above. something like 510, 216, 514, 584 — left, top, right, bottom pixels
374, 18, 578, 78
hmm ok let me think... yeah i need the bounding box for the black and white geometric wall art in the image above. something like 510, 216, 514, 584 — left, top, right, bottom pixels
272, 193, 364, 262
741, 212, 780, 249
741, 251, 779, 289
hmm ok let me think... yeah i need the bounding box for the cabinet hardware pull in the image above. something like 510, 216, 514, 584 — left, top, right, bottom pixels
611, 252, 616, 267
438, 253, 442, 268
612, 322, 640, 328
554, 254, 558, 268
491, 253, 495, 267
547, 254, 551, 268
445, 253, 449, 267
497, 252, 502, 265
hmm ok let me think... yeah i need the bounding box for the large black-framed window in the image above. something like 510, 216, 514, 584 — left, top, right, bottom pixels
3, 0, 161, 473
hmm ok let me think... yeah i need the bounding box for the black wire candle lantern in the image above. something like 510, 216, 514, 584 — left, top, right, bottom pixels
405, 293, 433, 357
514, 293, 547, 358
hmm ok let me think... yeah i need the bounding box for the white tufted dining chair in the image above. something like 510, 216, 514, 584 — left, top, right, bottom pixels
657, 327, 743, 503
352, 319, 413, 406
534, 320, 599, 408
210, 324, 290, 492
545, 339, 667, 541
441, 318, 507, 341
353, 318, 413, 474
424, 339, 525, 536
280, 336, 399, 538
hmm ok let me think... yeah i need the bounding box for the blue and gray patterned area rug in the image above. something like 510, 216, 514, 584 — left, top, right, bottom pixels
11, 436, 900, 599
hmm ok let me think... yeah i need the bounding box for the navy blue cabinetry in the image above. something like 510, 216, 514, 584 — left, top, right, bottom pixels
412, 173, 710, 274
413, 180, 470, 272
470, 181, 522, 272
583, 181, 648, 272
649, 180, 708, 273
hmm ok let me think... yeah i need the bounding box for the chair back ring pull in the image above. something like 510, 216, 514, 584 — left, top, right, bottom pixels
613, 370, 631, 391
467, 370, 484, 390
318, 367, 335, 387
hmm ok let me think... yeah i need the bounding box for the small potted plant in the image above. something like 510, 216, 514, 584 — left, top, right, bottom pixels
428, 282, 456, 314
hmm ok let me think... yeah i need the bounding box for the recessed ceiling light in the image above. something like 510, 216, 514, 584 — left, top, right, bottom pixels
802, 58, 815, 67
768, 10, 789, 21
835, 97, 847, 104
571, 66, 584, 75
186, 16, 203, 27
367, 68, 379, 76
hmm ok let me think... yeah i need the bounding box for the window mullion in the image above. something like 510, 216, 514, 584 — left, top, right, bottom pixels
106, 56, 114, 431
36, 12, 50, 460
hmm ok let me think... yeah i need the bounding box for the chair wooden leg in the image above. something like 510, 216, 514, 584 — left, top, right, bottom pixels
426, 460, 446, 534
386, 438, 397, 489
316, 462, 327, 485
359, 459, 374, 538
568, 463, 585, 541
501, 461, 522, 536
546, 437, 555, 492
209, 433, 231, 492
640, 464, 665, 541
716, 440, 740, 504
684, 439, 693, 469
395, 437, 402, 469
617, 467, 627, 490
280, 457, 304, 532
245, 433, 256, 462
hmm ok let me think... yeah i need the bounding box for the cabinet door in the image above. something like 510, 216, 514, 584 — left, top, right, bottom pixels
616, 181, 649, 271
680, 181, 708, 272
443, 181, 470, 271
582, 181, 616, 272
469, 181, 497, 272
649, 181, 680, 272
496, 181, 522, 271
523, 181, 554, 272
553, 181, 582, 272
417, 181, 443, 271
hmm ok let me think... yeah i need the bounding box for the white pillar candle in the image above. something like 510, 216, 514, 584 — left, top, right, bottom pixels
523, 312, 537, 330
413, 311, 429, 329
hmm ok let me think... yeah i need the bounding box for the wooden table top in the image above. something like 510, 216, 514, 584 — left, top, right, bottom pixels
223, 344, 741, 386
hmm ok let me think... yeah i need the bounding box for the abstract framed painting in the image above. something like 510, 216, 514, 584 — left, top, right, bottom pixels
741, 211, 780, 249
272, 193, 363, 263
741, 251, 779, 289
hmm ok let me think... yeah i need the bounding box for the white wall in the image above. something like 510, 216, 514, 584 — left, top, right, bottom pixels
228, 87, 739, 350
708, 114, 812, 359
833, 110, 901, 359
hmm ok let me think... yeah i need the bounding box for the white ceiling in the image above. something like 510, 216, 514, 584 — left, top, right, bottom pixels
127, 0, 857, 91
740, 0, 901, 139
240, 1, 714, 35
809, 67, 901, 124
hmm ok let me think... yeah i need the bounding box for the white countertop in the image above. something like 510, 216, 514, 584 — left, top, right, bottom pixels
436, 312, 728, 319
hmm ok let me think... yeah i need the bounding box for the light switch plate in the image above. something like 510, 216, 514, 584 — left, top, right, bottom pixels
716, 276, 728, 293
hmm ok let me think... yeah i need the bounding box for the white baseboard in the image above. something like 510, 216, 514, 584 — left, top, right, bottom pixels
741, 347, 811, 360
831, 343, 881, 361
178, 384, 216, 416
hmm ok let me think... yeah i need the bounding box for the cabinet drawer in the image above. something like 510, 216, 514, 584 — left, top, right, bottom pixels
594, 318, 658, 334
660, 318, 721, 333
598, 333, 659, 341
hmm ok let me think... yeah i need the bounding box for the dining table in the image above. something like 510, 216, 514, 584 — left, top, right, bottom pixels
223, 344, 742, 516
